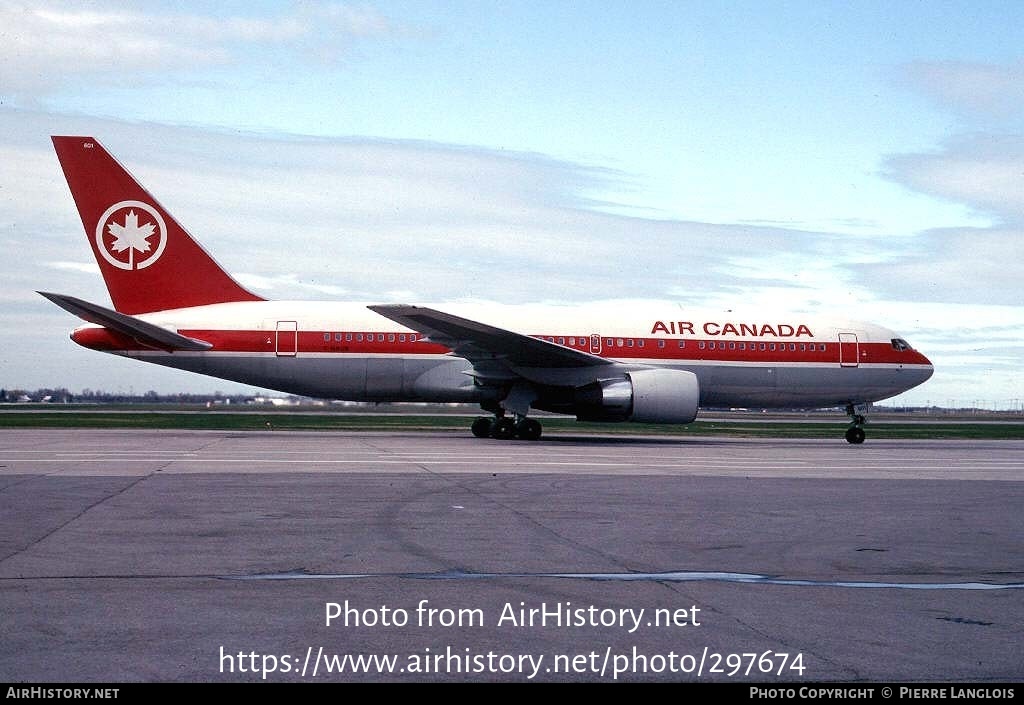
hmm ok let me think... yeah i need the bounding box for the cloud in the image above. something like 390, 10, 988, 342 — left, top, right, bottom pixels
874, 131, 1024, 306
859, 60, 1024, 402
901, 60, 1024, 121
851, 226, 1024, 307
45, 260, 101, 275
0, 1, 406, 99
0, 110, 978, 312
874, 59, 1024, 319
884, 134, 1024, 224
4, 108, 875, 306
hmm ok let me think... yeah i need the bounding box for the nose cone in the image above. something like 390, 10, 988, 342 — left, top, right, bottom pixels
908, 349, 934, 387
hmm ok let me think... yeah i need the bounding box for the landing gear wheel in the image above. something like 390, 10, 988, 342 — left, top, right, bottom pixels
471, 417, 493, 438
491, 417, 516, 440
515, 418, 542, 441
844, 403, 868, 444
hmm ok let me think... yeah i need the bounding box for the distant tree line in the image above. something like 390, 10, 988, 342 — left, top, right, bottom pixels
0, 388, 259, 405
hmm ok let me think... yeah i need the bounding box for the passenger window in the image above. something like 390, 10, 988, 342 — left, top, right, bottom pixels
760, 343, 767, 351
789, 343, 796, 351
678, 340, 685, 348
378, 334, 385, 342
356, 333, 363, 342
627, 339, 634, 347
399, 334, 406, 342
638, 339, 644, 348
346, 333, 352, 342
729, 342, 736, 350
658, 340, 665, 348
388, 334, 395, 342
698, 341, 705, 350
558, 337, 565, 345
569, 337, 576, 346
769, 343, 776, 351
617, 338, 624, 347
323, 333, 331, 342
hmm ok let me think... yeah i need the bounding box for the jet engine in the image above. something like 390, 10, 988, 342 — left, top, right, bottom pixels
575, 368, 700, 424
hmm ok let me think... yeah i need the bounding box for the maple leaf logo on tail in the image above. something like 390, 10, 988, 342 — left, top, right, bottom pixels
94, 200, 168, 270
108, 210, 155, 257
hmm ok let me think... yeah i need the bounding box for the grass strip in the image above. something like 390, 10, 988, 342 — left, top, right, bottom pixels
1, 412, 1021, 439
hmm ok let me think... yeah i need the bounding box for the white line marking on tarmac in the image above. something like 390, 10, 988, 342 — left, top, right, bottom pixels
227, 569, 1024, 590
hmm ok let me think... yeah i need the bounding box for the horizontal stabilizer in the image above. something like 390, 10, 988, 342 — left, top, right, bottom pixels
39, 292, 212, 352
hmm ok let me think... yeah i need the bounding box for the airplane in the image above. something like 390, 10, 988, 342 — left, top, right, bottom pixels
42, 136, 934, 443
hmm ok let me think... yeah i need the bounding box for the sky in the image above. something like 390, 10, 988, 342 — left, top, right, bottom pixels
1, 0, 1022, 408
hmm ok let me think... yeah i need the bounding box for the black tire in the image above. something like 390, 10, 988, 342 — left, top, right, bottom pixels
491, 417, 516, 440
845, 427, 866, 444
515, 419, 542, 441
471, 417, 493, 438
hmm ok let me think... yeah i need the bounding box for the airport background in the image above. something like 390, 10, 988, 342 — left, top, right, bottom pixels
1, 2, 1023, 409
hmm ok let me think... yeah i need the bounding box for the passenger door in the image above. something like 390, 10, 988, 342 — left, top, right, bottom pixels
838, 332, 859, 368
276, 321, 298, 357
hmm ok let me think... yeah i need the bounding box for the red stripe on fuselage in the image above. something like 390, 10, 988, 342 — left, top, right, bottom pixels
71, 327, 932, 366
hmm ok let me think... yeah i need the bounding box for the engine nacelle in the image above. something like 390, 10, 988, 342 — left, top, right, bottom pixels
575, 368, 700, 424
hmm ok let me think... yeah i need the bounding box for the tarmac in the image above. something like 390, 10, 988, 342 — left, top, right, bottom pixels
1, 428, 1021, 682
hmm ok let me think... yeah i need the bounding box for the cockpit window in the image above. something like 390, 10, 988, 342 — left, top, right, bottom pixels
891, 338, 911, 351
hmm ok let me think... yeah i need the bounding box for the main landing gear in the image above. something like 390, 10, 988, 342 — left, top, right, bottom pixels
845, 403, 867, 444
471, 414, 542, 441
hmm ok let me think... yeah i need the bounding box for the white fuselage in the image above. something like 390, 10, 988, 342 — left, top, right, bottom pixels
72, 300, 935, 410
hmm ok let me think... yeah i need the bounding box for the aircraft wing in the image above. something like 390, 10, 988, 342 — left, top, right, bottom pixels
39, 292, 213, 352
368, 304, 613, 369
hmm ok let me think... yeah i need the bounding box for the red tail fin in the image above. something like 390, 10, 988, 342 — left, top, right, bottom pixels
51, 136, 263, 314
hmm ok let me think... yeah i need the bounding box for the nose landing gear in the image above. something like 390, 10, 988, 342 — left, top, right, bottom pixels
845, 403, 867, 444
